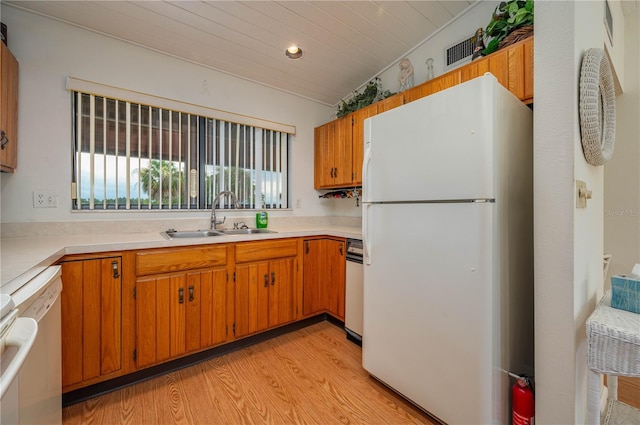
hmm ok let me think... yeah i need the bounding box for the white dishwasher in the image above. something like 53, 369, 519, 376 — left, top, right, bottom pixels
3, 266, 63, 425
344, 238, 364, 345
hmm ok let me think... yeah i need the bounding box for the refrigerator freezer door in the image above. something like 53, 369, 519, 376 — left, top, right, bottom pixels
363, 76, 497, 203
362, 202, 503, 424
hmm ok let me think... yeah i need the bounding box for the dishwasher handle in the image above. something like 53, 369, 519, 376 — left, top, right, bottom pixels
0, 312, 38, 400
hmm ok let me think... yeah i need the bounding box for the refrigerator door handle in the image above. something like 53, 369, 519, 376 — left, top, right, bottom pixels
362, 148, 372, 202
363, 203, 372, 265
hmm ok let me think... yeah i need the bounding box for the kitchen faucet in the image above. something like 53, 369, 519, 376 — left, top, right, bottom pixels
210, 190, 238, 230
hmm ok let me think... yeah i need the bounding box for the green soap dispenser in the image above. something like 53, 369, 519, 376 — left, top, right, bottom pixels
256, 201, 268, 228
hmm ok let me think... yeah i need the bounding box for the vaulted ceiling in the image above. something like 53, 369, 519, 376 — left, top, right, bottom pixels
6, 1, 475, 105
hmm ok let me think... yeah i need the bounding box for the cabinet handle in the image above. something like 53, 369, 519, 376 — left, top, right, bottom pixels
111, 260, 120, 278
188, 285, 194, 302
178, 288, 184, 304
305, 241, 309, 254
271, 272, 276, 286
0, 130, 8, 150
264, 274, 269, 288
330, 168, 335, 178
339, 244, 343, 256
334, 167, 338, 178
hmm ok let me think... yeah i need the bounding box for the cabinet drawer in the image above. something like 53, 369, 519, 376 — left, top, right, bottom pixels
136, 245, 228, 276
235, 239, 298, 263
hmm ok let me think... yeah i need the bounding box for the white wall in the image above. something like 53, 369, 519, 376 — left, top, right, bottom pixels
605, 7, 640, 281
535, 1, 611, 423
0, 5, 339, 224
355, 1, 498, 100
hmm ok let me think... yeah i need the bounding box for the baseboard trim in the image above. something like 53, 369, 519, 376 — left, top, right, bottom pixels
63, 314, 344, 407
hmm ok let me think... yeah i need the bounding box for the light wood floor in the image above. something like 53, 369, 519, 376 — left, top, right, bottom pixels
63, 322, 437, 425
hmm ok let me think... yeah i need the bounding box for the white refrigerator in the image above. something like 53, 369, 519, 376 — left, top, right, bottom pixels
362, 74, 534, 425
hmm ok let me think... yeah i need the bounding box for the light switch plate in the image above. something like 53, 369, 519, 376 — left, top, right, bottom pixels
576, 180, 591, 208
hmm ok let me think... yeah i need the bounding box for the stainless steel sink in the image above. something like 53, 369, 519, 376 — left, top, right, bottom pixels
161, 228, 276, 239
161, 229, 224, 239
218, 228, 276, 235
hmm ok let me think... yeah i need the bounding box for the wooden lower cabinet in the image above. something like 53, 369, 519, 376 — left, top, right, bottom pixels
303, 238, 346, 319
60, 239, 307, 392
134, 244, 230, 369
233, 239, 299, 338
60, 256, 122, 390
135, 267, 228, 368
234, 257, 296, 338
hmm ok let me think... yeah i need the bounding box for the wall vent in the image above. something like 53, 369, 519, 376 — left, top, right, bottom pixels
444, 35, 474, 71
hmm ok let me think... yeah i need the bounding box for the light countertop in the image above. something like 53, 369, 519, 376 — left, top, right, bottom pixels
1, 223, 361, 295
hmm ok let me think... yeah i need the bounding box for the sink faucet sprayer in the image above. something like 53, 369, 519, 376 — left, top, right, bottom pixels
211, 191, 238, 230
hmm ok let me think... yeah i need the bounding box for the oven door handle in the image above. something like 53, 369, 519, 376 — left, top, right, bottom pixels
0, 314, 38, 399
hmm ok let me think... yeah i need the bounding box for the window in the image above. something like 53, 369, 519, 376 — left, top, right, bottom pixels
71, 91, 290, 211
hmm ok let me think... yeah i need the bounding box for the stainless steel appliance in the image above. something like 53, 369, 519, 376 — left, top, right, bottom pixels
362, 74, 534, 424
344, 238, 363, 344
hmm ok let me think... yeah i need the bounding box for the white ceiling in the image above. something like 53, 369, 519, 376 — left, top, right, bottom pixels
6, 1, 475, 106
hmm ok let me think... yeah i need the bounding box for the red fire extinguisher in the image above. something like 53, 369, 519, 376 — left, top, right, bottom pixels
512, 375, 534, 425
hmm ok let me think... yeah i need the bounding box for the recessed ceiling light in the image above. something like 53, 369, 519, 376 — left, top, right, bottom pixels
286, 45, 303, 59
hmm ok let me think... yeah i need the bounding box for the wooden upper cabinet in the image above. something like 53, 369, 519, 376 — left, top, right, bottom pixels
461, 56, 490, 84
314, 117, 352, 189
429, 70, 463, 96
378, 92, 404, 113
350, 103, 377, 186
523, 37, 534, 104
314, 37, 534, 190
1, 43, 18, 173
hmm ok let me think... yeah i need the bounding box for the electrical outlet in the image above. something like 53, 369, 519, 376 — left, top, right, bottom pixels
33, 191, 58, 208
295, 198, 302, 209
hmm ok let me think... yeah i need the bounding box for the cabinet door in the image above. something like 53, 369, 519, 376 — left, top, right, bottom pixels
315, 120, 349, 189
351, 103, 377, 186
314, 122, 331, 189
489, 49, 509, 91
0, 43, 18, 173
430, 70, 462, 95
404, 83, 432, 103
523, 38, 534, 103
326, 240, 346, 319
136, 268, 226, 368
460, 57, 490, 83
303, 239, 326, 316
333, 117, 352, 187
196, 268, 228, 348
61, 257, 122, 389
507, 42, 525, 100
269, 257, 296, 327
136, 275, 171, 368
234, 262, 270, 338
379, 93, 404, 113
303, 238, 346, 319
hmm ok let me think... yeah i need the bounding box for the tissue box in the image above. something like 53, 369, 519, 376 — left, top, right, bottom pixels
611, 275, 640, 314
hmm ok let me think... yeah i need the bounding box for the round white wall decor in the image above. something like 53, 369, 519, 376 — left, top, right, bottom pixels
579, 48, 616, 166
